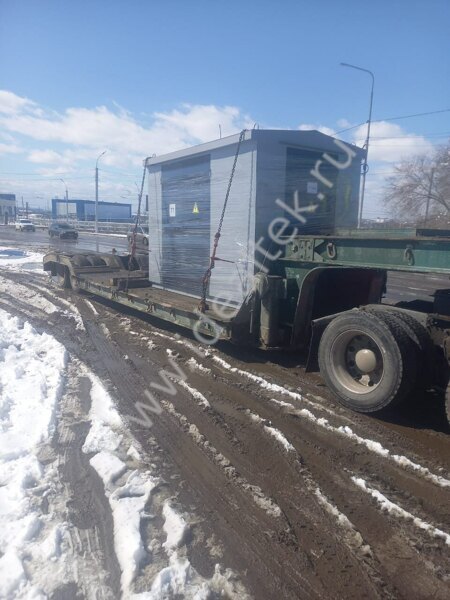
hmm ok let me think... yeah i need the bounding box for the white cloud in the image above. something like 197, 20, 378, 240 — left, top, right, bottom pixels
0, 90, 37, 115
0, 91, 251, 170
28, 149, 67, 164
0, 90, 254, 206
351, 121, 434, 163
0, 142, 22, 155
298, 123, 337, 137
336, 118, 352, 129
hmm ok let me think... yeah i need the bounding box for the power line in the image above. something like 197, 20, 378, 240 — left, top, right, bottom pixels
335, 108, 450, 135
382, 108, 450, 122
369, 131, 450, 140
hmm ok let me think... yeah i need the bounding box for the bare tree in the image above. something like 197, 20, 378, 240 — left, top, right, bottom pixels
384, 142, 450, 221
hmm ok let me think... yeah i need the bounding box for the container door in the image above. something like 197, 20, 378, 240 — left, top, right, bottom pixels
285, 147, 339, 233
161, 155, 211, 296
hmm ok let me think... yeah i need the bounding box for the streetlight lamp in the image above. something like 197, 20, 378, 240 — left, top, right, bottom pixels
340, 62, 375, 228
95, 150, 107, 233
59, 178, 69, 219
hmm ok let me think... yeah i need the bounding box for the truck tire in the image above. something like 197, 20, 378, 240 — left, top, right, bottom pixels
365, 307, 434, 389
318, 311, 417, 413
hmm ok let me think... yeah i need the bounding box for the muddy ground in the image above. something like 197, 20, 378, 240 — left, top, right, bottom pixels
0, 239, 449, 599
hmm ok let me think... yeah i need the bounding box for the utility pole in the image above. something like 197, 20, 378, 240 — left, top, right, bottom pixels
340, 63, 375, 228
59, 178, 68, 219
95, 150, 107, 233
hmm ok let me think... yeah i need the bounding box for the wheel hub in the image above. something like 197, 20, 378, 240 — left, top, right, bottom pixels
354, 348, 377, 373
330, 331, 384, 394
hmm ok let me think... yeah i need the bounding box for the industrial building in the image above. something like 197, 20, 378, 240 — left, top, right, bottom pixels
146, 129, 365, 303
0, 193, 16, 223
52, 198, 132, 222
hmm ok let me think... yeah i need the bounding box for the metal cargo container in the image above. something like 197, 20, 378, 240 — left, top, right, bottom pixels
146, 129, 364, 305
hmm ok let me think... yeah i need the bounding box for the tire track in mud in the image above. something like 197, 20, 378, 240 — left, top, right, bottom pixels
78, 314, 330, 599
125, 321, 450, 594
0, 279, 377, 598
168, 356, 450, 595
106, 317, 450, 598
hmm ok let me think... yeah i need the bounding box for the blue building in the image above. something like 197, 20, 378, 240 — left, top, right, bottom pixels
52, 198, 132, 222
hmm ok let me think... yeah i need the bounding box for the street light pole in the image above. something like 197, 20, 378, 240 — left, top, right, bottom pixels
340, 62, 375, 228
59, 178, 69, 219
95, 150, 107, 233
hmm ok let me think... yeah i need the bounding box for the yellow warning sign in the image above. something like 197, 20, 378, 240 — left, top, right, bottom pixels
193, 202, 199, 214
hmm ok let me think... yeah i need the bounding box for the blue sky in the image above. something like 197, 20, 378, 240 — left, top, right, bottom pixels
0, 0, 449, 217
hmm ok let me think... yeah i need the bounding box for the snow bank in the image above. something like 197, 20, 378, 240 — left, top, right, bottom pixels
137, 502, 249, 600
0, 308, 68, 598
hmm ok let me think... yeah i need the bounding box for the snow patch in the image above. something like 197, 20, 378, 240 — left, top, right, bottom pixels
84, 299, 99, 315
82, 370, 123, 453
247, 410, 295, 453
0, 247, 44, 272
162, 502, 188, 551
177, 379, 210, 408
352, 477, 450, 546
186, 357, 211, 375
0, 276, 59, 315
0, 308, 69, 598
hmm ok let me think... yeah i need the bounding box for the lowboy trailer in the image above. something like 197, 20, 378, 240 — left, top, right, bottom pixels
43, 227, 450, 419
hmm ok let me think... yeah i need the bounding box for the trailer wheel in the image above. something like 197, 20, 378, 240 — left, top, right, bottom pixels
365, 307, 434, 388
318, 311, 417, 413
70, 275, 81, 293
71, 256, 90, 267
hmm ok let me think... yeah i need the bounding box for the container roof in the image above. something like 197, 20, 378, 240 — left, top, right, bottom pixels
145, 128, 365, 166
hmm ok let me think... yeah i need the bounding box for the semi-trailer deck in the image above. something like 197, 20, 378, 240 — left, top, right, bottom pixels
44, 227, 450, 420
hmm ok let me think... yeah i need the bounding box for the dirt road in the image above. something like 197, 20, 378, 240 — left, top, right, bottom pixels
0, 252, 449, 598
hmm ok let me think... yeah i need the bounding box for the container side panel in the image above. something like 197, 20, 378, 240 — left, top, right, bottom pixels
208, 141, 257, 305
161, 155, 211, 295
147, 166, 163, 285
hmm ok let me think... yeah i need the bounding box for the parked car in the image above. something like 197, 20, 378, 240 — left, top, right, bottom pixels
127, 225, 149, 248
48, 222, 78, 240
15, 218, 36, 232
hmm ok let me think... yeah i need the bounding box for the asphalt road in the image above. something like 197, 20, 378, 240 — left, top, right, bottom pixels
0, 224, 129, 254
